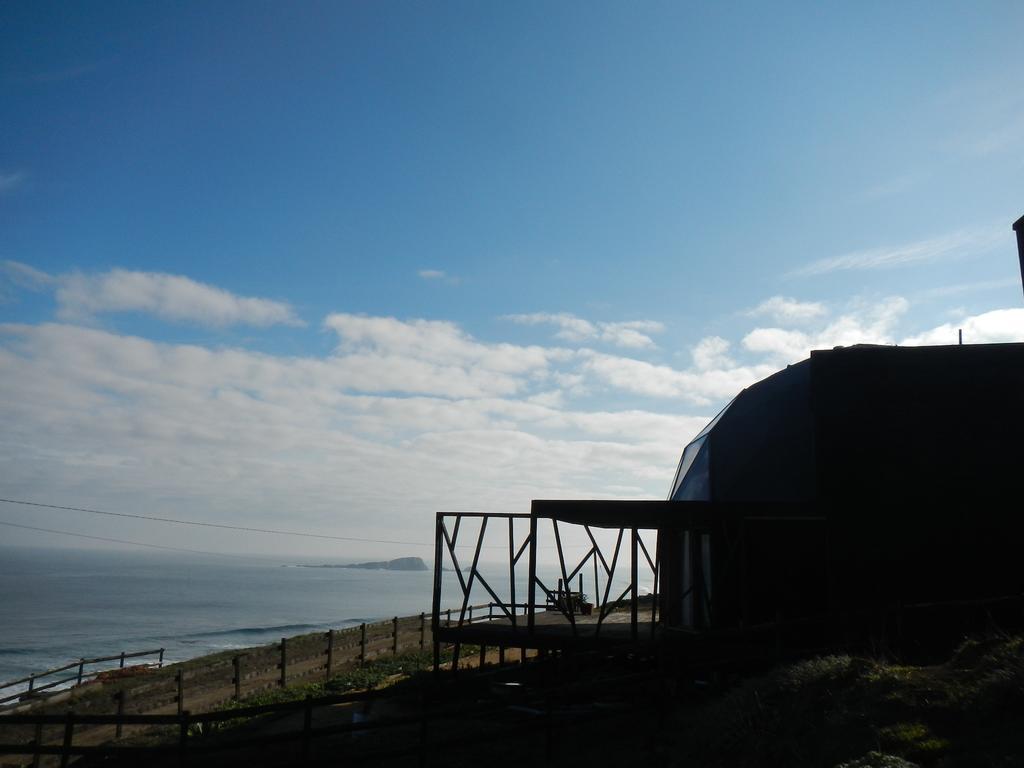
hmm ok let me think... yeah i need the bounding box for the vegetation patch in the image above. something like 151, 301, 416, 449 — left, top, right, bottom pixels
667, 635, 1024, 767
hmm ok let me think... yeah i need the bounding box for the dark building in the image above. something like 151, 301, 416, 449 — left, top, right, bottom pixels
433, 214, 1024, 665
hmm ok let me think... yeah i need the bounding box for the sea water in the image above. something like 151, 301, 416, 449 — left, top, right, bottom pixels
0, 545, 619, 686
0, 546, 443, 686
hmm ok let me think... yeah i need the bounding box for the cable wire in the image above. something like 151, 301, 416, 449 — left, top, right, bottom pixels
0, 497, 432, 547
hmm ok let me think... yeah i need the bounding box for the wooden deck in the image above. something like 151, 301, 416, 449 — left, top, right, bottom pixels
434, 606, 659, 651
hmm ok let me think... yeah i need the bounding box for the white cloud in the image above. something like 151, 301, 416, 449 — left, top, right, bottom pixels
691, 336, 734, 371
901, 308, 1024, 346
580, 349, 774, 406
54, 269, 304, 327
417, 269, 460, 285
506, 312, 665, 349
0, 321, 710, 556
742, 297, 909, 363
2, 260, 55, 291
0, 171, 26, 194
747, 296, 826, 324
791, 227, 1003, 277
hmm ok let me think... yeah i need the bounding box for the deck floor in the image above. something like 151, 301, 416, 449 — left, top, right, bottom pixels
435, 606, 659, 649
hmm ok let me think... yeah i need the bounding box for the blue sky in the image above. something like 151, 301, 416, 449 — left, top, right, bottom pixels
1, 2, 1022, 558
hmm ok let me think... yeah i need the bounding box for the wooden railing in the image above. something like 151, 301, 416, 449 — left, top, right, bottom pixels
0, 606, 490, 721
432, 510, 660, 653
0, 649, 166, 706
0, 663, 666, 767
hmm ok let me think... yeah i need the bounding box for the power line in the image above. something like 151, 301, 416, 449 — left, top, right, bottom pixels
0, 520, 279, 561
0, 497, 432, 548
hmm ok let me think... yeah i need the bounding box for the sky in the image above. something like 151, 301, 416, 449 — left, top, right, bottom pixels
1, 1, 1023, 560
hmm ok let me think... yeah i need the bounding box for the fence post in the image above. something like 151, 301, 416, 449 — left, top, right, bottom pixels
158, 648, 165, 669
119, 651, 126, 669
279, 638, 288, 688
420, 613, 426, 650
301, 694, 313, 763
178, 710, 189, 766
393, 617, 399, 655
232, 656, 241, 701
176, 669, 184, 715
27, 674, 34, 694
76, 659, 85, 686
114, 690, 125, 739
418, 696, 429, 768
59, 712, 74, 768
31, 721, 42, 768
360, 623, 367, 666
326, 630, 335, 680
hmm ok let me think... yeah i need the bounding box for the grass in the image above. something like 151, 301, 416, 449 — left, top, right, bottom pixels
193, 647, 475, 735
666, 635, 1024, 768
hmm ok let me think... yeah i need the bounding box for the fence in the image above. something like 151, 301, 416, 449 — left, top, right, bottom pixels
0, 663, 665, 767
0, 605, 493, 765
0, 650, 166, 706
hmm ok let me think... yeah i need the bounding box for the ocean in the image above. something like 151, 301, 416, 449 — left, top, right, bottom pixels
0, 545, 628, 687
0, 546, 442, 686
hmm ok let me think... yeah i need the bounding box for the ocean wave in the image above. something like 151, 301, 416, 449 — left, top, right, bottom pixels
178, 622, 327, 640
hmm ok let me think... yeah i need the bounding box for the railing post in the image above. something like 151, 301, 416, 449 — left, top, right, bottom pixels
393, 616, 399, 655
528, 512, 537, 632
325, 630, 334, 680
631, 528, 639, 641
176, 669, 184, 714
31, 721, 42, 768
114, 690, 125, 739
178, 710, 189, 767
279, 638, 287, 688
232, 656, 241, 701
27, 674, 34, 694
119, 651, 126, 669
76, 659, 85, 686
59, 712, 74, 768
359, 623, 367, 667
158, 648, 165, 669
301, 694, 313, 763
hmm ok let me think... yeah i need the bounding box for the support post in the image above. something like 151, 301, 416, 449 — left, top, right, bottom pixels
432, 513, 444, 675
279, 637, 287, 688
527, 513, 538, 633
114, 690, 125, 739
176, 669, 184, 714
301, 695, 313, 763
59, 712, 74, 768
178, 711, 189, 766
631, 528, 639, 641
31, 721, 43, 768
326, 630, 334, 679
508, 516, 517, 629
